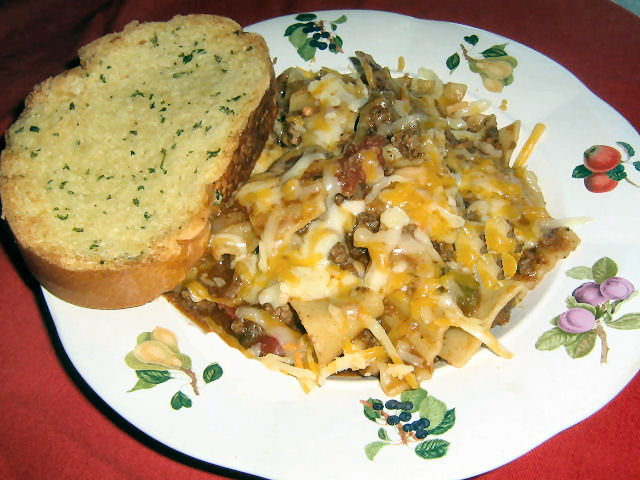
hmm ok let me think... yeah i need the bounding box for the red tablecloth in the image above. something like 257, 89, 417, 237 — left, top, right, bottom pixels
1, 1, 638, 478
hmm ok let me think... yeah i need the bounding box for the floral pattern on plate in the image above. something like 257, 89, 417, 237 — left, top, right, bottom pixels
284, 12, 347, 61
125, 326, 223, 409
536, 257, 639, 362
446, 34, 519, 92
362, 388, 456, 461
572, 142, 639, 193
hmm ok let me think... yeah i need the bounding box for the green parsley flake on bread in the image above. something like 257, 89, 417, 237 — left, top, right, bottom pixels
0, 14, 277, 308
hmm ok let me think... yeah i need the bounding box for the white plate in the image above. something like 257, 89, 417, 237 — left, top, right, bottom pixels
47, 10, 640, 480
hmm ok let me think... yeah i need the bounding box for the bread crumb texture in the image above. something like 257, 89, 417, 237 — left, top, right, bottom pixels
0, 15, 271, 270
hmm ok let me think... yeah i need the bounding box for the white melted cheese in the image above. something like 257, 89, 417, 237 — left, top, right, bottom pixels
302, 73, 368, 150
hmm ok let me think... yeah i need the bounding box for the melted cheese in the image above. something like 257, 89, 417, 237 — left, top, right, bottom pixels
178, 60, 577, 396
302, 73, 367, 150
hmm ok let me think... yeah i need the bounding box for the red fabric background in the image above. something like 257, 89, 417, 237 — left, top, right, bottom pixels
0, 1, 638, 479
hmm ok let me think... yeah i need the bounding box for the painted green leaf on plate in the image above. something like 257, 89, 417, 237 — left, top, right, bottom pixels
415, 439, 450, 459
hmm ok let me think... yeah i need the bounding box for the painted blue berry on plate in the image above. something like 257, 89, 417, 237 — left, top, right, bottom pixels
284, 13, 346, 61
362, 388, 455, 460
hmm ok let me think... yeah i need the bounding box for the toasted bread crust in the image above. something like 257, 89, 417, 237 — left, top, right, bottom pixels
211, 76, 278, 210
20, 216, 211, 309
0, 15, 277, 308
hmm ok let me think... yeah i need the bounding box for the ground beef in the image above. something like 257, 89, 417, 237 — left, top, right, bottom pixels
491, 298, 518, 327
356, 94, 396, 137
264, 303, 303, 332
336, 136, 386, 197
329, 242, 363, 276
432, 241, 455, 262
329, 242, 350, 265
338, 208, 382, 269
230, 318, 264, 347
515, 227, 581, 285
356, 210, 381, 233
391, 123, 423, 158
337, 151, 367, 197
283, 114, 305, 146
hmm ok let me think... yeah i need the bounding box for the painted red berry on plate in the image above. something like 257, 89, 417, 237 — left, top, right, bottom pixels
583, 145, 621, 173
584, 172, 618, 193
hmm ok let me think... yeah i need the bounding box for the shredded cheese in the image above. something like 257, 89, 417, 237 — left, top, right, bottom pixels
513, 123, 546, 168
172, 56, 579, 396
